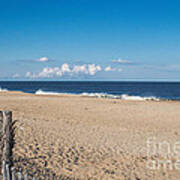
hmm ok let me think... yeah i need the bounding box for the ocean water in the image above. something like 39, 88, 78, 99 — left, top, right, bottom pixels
0, 81, 180, 100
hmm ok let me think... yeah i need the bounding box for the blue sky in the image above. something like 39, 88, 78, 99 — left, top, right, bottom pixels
0, 0, 180, 81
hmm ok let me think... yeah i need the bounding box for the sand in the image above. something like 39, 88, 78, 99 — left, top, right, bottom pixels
0, 91, 180, 179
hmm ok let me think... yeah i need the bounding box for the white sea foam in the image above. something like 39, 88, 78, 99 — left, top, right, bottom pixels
35, 89, 61, 95
81, 92, 159, 101
81, 92, 120, 99
35, 90, 159, 101
0, 87, 8, 92
120, 94, 159, 101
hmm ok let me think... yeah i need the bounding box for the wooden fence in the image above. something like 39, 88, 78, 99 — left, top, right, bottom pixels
2, 161, 37, 180
0, 111, 38, 180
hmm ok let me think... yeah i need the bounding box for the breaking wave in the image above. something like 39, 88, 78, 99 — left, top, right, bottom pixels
0, 87, 8, 92
81, 93, 160, 101
35, 89, 61, 95
35, 90, 160, 101
120, 94, 159, 101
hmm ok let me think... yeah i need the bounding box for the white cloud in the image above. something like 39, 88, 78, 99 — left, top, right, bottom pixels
56, 69, 63, 77
104, 66, 116, 72
25, 72, 31, 78
72, 64, 101, 75
25, 63, 102, 78
38, 67, 59, 77
61, 63, 71, 73
72, 65, 88, 74
112, 58, 132, 64
25, 72, 37, 78
12, 73, 20, 78
37, 57, 49, 62
88, 64, 101, 75
104, 66, 122, 72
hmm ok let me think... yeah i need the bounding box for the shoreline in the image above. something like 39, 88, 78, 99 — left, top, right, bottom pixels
0, 90, 173, 102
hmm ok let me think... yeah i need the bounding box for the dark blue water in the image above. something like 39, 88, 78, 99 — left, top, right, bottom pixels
0, 81, 180, 100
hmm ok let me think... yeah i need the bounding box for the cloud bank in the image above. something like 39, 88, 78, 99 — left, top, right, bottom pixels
25, 64, 102, 78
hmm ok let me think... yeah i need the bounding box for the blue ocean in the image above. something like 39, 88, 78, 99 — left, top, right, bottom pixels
0, 81, 180, 100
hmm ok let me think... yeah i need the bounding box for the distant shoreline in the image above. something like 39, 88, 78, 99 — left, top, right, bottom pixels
1, 81, 180, 100
0, 90, 178, 102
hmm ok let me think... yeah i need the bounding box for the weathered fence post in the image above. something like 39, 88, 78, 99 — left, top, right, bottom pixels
0, 111, 3, 174
24, 172, 28, 180
6, 163, 10, 180
0, 111, 3, 123
0, 110, 3, 149
11, 167, 16, 180
2, 161, 7, 180
0, 111, 3, 138
2, 111, 12, 165
2, 111, 13, 180
17, 172, 22, 180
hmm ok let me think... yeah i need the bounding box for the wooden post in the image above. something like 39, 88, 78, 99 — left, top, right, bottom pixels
0, 111, 3, 122
17, 172, 22, 180
0, 110, 3, 158
0, 111, 3, 180
11, 167, 16, 180
2, 111, 12, 180
6, 164, 10, 180
2, 111, 12, 165
0, 111, 3, 135
24, 172, 28, 180
2, 161, 7, 180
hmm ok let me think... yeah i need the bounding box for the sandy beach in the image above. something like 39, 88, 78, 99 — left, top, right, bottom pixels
1, 91, 180, 179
